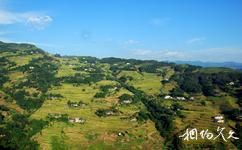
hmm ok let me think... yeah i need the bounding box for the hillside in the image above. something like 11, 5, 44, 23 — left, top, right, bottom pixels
0, 41, 242, 150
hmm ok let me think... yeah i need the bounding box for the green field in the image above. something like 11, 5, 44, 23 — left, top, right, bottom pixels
0, 41, 241, 150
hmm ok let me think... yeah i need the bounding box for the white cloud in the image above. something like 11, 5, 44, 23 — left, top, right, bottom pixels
131, 49, 186, 60
186, 37, 205, 44
0, 10, 53, 30
162, 51, 185, 58
26, 16, 52, 30
124, 39, 140, 45
133, 49, 152, 55
0, 10, 21, 24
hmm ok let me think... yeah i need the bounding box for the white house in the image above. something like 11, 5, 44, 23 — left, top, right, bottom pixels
176, 97, 186, 100
106, 111, 114, 116
217, 120, 224, 123
130, 118, 137, 122
69, 118, 85, 124
214, 115, 223, 120
122, 99, 132, 104
236, 115, 242, 121
190, 97, 194, 100
72, 103, 79, 107
164, 95, 173, 99
213, 115, 224, 123
53, 114, 62, 119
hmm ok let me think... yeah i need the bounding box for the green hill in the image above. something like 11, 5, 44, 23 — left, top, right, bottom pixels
0, 41, 242, 150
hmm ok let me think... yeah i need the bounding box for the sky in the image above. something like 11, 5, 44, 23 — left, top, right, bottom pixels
0, 0, 242, 62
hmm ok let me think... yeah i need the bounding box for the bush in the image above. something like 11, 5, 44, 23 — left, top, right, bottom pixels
137, 110, 149, 122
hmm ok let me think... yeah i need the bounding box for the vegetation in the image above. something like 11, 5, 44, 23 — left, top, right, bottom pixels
0, 41, 241, 149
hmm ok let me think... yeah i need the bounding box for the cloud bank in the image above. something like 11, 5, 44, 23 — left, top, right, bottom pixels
186, 37, 205, 44
0, 10, 53, 30
131, 49, 186, 61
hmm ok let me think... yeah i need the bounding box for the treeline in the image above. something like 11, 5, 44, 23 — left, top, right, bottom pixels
101, 57, 174, 73
171, 71, 242, 97
94, 85, 120, 98
101, 57, 172, 66
3, 56, 59, 112
19, 56, 59, 93
0, 112, 48, 150
62, 73, 105, 85
116, 78, 183, 149
0, 57, 16, 88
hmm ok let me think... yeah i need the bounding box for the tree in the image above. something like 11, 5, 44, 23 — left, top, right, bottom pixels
170, 88, 184, 97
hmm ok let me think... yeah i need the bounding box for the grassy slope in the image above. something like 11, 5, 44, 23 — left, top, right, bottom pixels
118, 71, 162, 95
30, 62, 163, 149
1, 42, 240, 149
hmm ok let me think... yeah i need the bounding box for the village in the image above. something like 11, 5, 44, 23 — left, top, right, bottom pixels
164, 95, 194, 101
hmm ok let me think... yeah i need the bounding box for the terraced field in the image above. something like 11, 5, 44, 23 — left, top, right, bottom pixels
0, 41, 241, 150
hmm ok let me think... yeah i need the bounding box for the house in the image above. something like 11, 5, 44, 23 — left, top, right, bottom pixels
0, 134, 5, 138
68, 100, 87, 108
69, 117, 85, 124
54, 114, 62, 119
213, 115, 224, 123
29, 66, 34, 70
214, 115, 223, 120
164, 95, 173, 99
164, 78, 169, 81
72, 103, 79, 107
229, 82, 235, 86
118, 132, 125, 136
190, 97, 195, 100
106, 111, 114, 116
236, 115, 242, 121
176, 97, 186, 100
217, 120, 224, 123
126, 63, 130, 65
130, 118, 137, 122
122, 99, 132, 104
48, 113, 63, 119
75, 118, 85, 123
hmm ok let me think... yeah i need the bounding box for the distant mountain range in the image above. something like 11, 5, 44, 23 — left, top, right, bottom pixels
174, 61, 242, 70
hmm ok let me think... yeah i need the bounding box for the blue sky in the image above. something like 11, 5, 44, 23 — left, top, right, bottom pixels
0, 0, 242, 62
